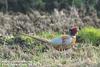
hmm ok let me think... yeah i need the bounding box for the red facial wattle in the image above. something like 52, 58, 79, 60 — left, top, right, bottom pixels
70, 27, 77, 36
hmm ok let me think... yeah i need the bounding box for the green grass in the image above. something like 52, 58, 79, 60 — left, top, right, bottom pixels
18, 34, 34, 45
78, 26, 100, 45
0, 63, 2, 67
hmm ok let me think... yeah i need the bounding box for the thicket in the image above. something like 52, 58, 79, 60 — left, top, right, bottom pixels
0, 0, 99, 13
78, 27, 100, 45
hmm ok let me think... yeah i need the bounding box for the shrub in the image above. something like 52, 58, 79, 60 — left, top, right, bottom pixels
78, 26, 100, 45
12, 34, 35, 48
73, 0, 84, 7
3, 34, 34, 47
5, 35, 14, 45
0, 0, 98, 12
19, 35, 34, 45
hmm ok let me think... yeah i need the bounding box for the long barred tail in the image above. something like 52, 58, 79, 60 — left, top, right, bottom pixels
30, 35, 51, 43
21, 33, 54, 49
22, 33, 51, 43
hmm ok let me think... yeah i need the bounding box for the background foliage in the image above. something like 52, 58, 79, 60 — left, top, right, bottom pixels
0, 0, 99, 13
78, 27, 100, 45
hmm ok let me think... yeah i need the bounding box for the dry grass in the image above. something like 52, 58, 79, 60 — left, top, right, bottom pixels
0, 43, 100, 67
31, 43, 100, 67
0, 9, 99, 36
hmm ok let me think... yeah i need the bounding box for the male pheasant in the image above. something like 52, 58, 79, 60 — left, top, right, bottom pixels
23, 25, 78, 51
50, 25, 78, 50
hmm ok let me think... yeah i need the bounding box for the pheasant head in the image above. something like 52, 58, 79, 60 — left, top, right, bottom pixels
69, 24, 78, 36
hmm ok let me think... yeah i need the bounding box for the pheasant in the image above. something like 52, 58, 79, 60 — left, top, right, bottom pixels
22, 25, 78, 51
50, 25, 78, 50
